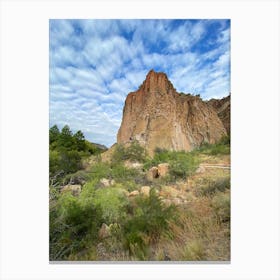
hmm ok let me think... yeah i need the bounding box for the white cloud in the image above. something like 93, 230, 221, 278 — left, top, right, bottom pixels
50, 19, 230, 146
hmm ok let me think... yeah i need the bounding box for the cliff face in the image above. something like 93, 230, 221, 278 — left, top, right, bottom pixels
117, 70, 228, 155
208, 95, 231, 134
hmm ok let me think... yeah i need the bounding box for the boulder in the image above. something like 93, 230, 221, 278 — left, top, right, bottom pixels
147, 166, 159, 181
98, 223, 110, 239
140, 186, 151, 196
99, 178, 115, 188
60, 184, 81, 196
128, 190, 140, 197
196, 165, 206, 174
100, 178, 111, 187
158, 163, 169, 177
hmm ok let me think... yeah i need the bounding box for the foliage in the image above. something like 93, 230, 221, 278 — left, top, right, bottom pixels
93, 188, 129, 224
198, 135, 230, 155
211, 192, 230, 223
123, 190, 177, 258
112, 141, 147, 163
195, 177, 230, 197
49, 125, 104, 181
49, 192, 102, 260
145, 149, 200, 181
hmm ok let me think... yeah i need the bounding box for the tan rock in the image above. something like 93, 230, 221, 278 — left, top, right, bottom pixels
162, 199, 172, 207
208, 95, 230, 134
147, 166, 159, 181
98, 223, 110, 239
61, 184, 81, 196
196, 165, 206, 174
128, 190, 140, 197
117, 70, 227, 156
99, 178, 115, 188
124, 161, 143, 169
158, 163, 169, 177
140, 186, 151, 196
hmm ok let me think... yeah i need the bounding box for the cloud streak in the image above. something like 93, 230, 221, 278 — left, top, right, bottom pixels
49, 19, 230, 147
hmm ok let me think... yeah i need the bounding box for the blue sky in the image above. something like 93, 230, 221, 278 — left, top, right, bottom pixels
49, 19, 230, 147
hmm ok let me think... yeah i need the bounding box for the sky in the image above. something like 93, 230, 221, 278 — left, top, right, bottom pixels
49, 19, 230, 147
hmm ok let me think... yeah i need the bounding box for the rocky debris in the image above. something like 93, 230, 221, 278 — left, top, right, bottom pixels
117, 69, 227, 156
99, 178, 115, 188
161, 198, 172, 207
140, 186, 151, 196
147, 163, 170, 181
196, 165, 206, 174
98, 223, 110, 239
147, 166, 159, 181
208, 94, 230, 134
128, 190, 140, 197
60, 184, 81, 196
158, 163, 169, 177
124, 160, 143, 169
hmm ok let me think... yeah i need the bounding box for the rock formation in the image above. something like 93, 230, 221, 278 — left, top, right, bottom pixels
207, 94, 230, 134
117, 70, 228, 155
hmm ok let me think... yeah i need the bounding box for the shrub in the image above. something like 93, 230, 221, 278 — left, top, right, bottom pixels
93, 187, 129, 224
123, 190, 177, 258
49, 192, 102, 260
197, 137, 230, 155
112, 141, 147, 163
195, 177, 230, 197
144, 149, 200, 181
211, 192, 230, 223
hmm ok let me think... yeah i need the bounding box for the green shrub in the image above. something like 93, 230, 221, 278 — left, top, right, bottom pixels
144, 149, 199, 181
123, 190, 177, 258
93, 187, 129, 224
197, 137, 230, 155
112, 141, 147, 163
89, 162, 112, 180
195, 177, 230, 197
211, 192, 230, 223
49, 192, 102, 260
169, 153, 199, 180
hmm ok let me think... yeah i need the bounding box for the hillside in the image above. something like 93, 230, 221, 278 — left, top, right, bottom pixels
49, 70, 230, 262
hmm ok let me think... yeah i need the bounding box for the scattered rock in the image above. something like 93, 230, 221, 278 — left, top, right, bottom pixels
98, 223, 110, 239
124, 161, 143, 169
196, 165, 206, 174
99, 178, 115, 188
158, 163, 169, 177
60, 184, 81, 196
162, 199, 172, 207
128, 190, 140, 197
172, 198, 182, 205
140, 186, 151, 196
147, 166, 159, 181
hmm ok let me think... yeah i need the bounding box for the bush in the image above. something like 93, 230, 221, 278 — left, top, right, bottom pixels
211, 192, 230, 223
195, 177, 230, 197
112, 141, 147, 163
198, 136, 230, 155
49, 192, 102, 260
123, 190, 177, 258
169, 153, 199, 180
93, 188, 129, 224
145, 149, 200, 181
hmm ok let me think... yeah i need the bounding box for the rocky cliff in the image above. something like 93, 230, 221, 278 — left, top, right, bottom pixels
117, 70, 228, 155
207, 95, 230, 135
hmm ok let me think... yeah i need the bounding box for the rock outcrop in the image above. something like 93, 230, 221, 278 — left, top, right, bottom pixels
117, 70, 228, 155
208, 94, 230, 134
